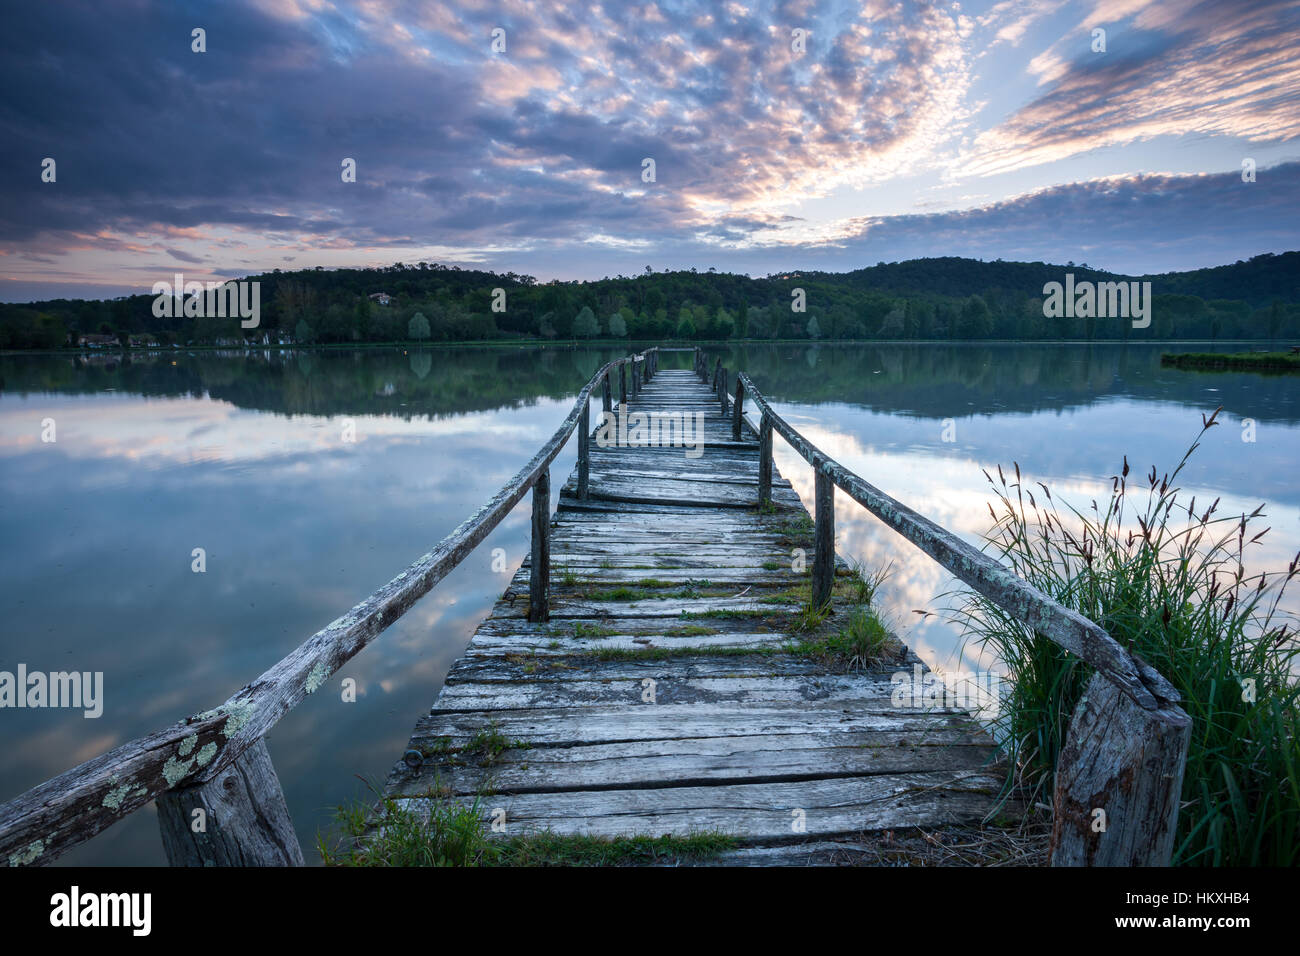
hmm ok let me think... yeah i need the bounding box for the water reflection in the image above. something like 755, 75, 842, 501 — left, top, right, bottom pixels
0, 342, 1295, 865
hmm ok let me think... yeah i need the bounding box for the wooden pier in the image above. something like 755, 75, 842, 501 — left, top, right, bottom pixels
378, 365, 1006, 856
0, 346, 1188, 868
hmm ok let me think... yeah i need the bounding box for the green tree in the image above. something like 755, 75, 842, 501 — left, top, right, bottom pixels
675, 312, 697, 339
608, 312, 627, 337
714, 307, 736, 339
806, 315, 821, 339
957, 295, 992, 339
408, 311, 431, 340
294, 319, 314, 343
573, 306, 600, 338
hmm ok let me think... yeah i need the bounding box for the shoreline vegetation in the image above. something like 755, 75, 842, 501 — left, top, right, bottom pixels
1161, 350, 1300, 372
956, 409, 1300, 866
3, 252, 1297, 350
3, 336, 1293, 359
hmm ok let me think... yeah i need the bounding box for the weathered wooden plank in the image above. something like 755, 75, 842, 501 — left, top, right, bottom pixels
432, 673, 952, 712
157, 738, 303, 867
392, 771, 1004, 841
390, 730, 996, 797
407, 702, 977, 749
494, 595, 805, 619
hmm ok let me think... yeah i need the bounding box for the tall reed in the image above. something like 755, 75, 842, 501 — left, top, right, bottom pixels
955, 408, 1299, 865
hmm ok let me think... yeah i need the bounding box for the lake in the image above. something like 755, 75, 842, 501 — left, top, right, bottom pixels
1, 342, 1296, 865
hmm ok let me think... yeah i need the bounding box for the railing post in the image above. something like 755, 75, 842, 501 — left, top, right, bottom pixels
732, 377, 744, 440
529, 469, 551, 622
1049, 673, 1191, 866
718, 368, 728, 416
602, 371, 612, 413
812, 468, 834, 607
157, 738, 304, 866
712, 357, 722, 388
619, 363, 627, 406
578, 401, 590, 501
758, 413, 773, 507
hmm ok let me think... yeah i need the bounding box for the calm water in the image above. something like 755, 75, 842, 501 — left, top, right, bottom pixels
1, 342, 1296, 865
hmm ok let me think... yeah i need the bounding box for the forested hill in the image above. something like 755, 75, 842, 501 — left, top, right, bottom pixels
2, 251, 1297, 349
802, 253, 1300, 305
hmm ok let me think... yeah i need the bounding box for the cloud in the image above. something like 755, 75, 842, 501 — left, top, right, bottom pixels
963, 0, 1300, 176
0, 0, 1296, 290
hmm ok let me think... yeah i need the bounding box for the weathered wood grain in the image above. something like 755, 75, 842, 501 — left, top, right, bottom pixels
157, 738, 304, 867
393, 771, 1004, 842
1048, 672, 1190, 866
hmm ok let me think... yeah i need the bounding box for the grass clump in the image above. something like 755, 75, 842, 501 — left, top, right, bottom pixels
572, 621, 618, 639
496, 831, 736, 866
582, 586, 653, 602
792, 605, 897, 668
320, 791, 496, 867
321, 788, 735, 867
955, 408, 1300, 866
665, 624, 721, 637
845, 560, 894, 606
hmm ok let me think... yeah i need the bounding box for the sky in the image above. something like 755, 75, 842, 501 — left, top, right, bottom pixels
1, 0, 1298, 301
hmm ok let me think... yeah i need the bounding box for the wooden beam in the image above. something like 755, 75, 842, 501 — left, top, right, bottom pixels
812, 469, 835, 608
157, 738, 303, 867
577, 403, 590, 501
529, 468, 551, 622
1049, 673, 1191, 866
732, 377, 745, 440
758, 414, 773, 508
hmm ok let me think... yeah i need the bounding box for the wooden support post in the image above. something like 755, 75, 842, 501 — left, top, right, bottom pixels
619, 363, 627, 406
157, 738, 304, 866
1049, 672, 1191, 866
812, 469, 834, 608
758, 414, 773, 507
577, 402, 590, 501
732, 377, 744, 440
718, 368, 728, 416
712, 357, 722, 388
602, 372, 612, 413
529, 469, 551, 622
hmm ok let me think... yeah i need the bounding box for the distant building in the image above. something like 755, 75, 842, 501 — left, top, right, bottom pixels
78, 333, 118, 348
368, 292, 393, 306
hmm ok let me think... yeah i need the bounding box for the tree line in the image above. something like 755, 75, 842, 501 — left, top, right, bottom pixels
2, 252, 1296, 349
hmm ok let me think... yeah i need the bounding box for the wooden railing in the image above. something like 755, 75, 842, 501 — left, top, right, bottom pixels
0, 346, 662, 867
694, 348, 1191, 867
